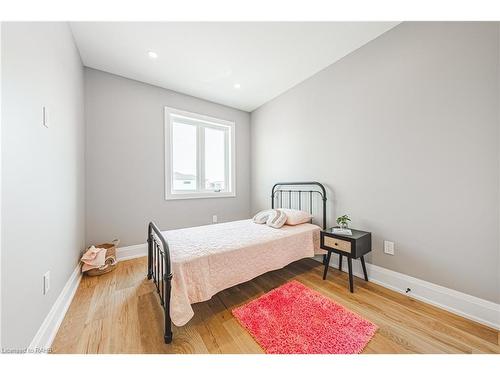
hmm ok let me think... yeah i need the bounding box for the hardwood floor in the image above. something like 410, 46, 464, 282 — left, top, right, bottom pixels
51, 257, 500, 354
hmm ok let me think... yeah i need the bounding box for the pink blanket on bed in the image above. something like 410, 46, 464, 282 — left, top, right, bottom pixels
159, 219, 322, 326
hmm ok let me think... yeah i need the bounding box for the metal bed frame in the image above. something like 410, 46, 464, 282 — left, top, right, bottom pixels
147, 181, 328, 344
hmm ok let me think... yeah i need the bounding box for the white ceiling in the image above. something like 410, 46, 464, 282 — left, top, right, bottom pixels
70, 22, 399, 112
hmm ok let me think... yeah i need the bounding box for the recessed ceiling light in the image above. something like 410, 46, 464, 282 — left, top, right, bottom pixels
148, 51, 158, 59
233, 83, 241, 89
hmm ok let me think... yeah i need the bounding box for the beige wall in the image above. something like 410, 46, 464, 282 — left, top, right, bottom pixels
85, 68, 251, 247
1, 22, 85, 348
251, 22, 500, 303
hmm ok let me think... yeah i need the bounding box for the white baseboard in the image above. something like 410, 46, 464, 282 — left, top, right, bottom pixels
116, 243, 147, 261
315, 255, 500, 330
28, 264, 82, 353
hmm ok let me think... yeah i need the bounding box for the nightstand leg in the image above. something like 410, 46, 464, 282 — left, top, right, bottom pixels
347, 257, 354, 293
322, 254, 327, 265
338, 254, 343, 271
322, 252, 332, 280
360, 256, 368, 281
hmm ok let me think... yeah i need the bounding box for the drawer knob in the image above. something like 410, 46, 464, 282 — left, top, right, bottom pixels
335, 243, 338, 246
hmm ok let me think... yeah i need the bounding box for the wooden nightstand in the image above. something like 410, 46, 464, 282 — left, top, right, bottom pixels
320, 228, 372, 292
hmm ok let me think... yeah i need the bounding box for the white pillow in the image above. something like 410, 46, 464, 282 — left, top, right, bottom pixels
266, 209, 287, 229
253, 209, 274, 224
281, 208, 313, 226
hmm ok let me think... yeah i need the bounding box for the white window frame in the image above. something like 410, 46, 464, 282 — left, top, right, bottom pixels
165, 106, 236, 200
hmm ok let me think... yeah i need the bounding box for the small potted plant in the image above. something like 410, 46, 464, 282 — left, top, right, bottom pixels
336, 215, 351, 229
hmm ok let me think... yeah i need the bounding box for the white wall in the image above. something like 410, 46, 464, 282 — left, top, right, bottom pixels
251, 22, 500, 303
0, 21, 3, 349
1, 23, 85, 348
85, 68, 251, 247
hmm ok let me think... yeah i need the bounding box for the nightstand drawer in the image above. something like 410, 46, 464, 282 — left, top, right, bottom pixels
323, 236, 351, 253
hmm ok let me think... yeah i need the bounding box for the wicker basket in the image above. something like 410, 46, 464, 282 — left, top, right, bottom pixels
83, 239, 119, 276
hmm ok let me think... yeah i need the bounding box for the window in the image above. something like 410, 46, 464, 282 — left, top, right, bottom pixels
165, 107, 235, 200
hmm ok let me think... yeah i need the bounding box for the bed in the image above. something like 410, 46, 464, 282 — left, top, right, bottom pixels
147, 182, 328, 343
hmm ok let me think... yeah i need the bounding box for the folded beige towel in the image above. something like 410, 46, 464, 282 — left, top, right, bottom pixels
81, 246, 107, 272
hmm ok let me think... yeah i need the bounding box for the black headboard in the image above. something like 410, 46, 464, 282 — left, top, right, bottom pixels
271, 182, 327, 230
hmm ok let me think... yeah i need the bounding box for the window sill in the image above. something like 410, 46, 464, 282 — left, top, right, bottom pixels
165, 192, 236, 201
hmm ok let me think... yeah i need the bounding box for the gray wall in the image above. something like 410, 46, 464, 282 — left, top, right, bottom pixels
498, 24, 500, 306
85, 68, 251, 247
251, 22, 500, 303
1, 23, 85, 348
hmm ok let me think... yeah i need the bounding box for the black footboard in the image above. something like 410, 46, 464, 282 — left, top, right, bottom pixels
147, 222, 173, 344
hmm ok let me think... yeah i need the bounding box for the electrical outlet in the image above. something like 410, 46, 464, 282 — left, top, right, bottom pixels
384, 241, 395, 255
212, 215, 218, 224
43, 271, 50, 295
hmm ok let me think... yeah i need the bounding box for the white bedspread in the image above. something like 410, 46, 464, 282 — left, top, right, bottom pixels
161, 219, 322, 326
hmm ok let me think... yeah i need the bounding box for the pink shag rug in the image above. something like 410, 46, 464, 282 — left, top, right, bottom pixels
232, 280, 377, 354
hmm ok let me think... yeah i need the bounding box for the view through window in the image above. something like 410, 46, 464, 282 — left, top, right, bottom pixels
165, 107, 235, 199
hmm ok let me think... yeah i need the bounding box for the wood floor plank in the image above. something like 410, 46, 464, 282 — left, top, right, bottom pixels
51, 257, 500, 354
